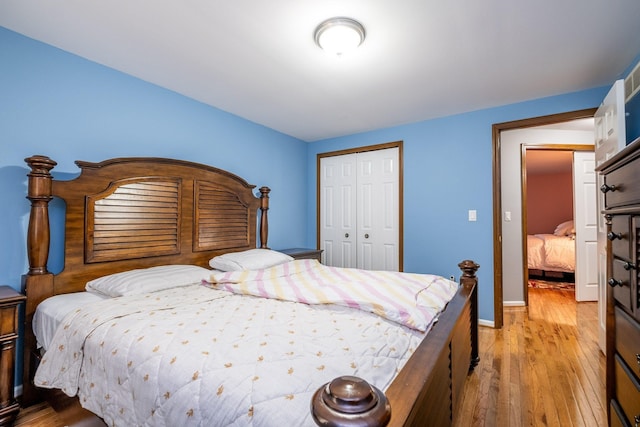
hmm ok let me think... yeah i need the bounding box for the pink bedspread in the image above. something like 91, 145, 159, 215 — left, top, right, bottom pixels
527, 234, 575, 272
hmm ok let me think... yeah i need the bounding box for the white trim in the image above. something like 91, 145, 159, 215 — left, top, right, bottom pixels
479, 319, 495, 328
503, 300, 525, 307
15, 384, 22, 397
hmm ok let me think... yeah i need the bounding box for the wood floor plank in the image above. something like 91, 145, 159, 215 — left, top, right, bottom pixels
454, 287, 606, 427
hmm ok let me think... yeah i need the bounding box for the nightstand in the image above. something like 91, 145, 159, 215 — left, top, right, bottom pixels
279, 248, 323, 263
0, 286, 26, 427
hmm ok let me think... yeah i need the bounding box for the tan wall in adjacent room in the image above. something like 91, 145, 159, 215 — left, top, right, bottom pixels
526, 171, 573, 235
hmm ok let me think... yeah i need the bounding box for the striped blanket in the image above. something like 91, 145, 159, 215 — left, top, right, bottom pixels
207, 259, 458, 332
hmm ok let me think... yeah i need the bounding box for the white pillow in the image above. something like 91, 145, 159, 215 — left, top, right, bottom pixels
209, 249, 293, 271
553, 220, 575, 236
86, 265, 211, 297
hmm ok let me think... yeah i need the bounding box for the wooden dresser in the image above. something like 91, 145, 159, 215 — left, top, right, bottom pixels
598, 137, 640, 427
0, 286, 26, 427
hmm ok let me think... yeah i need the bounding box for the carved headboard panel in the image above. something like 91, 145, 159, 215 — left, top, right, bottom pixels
194, 180, 258, 252
86, 177, 183, 263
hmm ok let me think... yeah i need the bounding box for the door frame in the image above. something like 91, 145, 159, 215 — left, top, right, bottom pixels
520, 144, 594, 306
492, 109, 596, 328
316, 141, 404, 270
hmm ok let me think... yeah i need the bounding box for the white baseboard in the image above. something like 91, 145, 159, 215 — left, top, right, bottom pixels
503, 300, 525, 307
478, 319, 495, 328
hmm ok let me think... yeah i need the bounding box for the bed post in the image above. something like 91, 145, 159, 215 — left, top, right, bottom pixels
21, 155, 57, 405
458, 259, 480, 370
259, 186, 270, 249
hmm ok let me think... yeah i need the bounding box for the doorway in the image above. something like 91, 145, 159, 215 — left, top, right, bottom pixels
492, 109, 596, 328
522, 146, 597, 306
524, 148, 575, 299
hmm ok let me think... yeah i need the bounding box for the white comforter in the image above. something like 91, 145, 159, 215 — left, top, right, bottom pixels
527, 234, 575, 272
35, 262, 458, 426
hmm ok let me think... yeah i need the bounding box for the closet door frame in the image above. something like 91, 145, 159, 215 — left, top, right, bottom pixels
317, 141, 404, 271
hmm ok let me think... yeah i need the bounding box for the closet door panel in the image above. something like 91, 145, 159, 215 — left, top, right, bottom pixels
357, 177, 374, 270
320, 146, 399, 271
356, 148, 399, 271
320, 154, 357, 268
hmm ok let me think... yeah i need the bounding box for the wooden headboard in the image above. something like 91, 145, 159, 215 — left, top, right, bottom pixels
22, 155, 270, 404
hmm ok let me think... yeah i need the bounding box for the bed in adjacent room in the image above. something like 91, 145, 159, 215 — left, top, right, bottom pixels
21, 155, 479, 427
527, 220, 576, 279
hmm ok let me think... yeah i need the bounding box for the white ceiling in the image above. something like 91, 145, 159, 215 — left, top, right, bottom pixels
2, 1, 640, 142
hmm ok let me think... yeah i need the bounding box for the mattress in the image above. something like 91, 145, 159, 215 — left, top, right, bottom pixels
33, 291, 110, 351
527, 233, 575, 273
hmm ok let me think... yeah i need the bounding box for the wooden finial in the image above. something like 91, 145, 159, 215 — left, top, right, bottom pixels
458, 259, 479, 278
25, 155, 57, 275
311, 376, 391, 426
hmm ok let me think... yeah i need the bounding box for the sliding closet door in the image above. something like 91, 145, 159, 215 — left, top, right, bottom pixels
319, 146, 400, 271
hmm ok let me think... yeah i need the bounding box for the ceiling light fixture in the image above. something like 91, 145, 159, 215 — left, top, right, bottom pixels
314, 17, 365, 56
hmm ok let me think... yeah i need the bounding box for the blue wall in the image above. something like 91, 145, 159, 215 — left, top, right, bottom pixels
626, 89, 640, 143
1, 27, 308, 293
623, 51, 640, 144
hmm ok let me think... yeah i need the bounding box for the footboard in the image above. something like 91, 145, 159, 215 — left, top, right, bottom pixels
311, 260, 479, 426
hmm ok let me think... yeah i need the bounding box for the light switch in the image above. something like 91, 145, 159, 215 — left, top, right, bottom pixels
468, 210, 477, 222
504, 211, 511, 222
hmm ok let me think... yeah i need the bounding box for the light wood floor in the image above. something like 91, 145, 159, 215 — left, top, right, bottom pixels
15, 287, 606, 427
454, 287, 606, 427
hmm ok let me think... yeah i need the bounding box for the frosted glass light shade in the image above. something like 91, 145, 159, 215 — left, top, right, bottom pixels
314, 17, 365, 56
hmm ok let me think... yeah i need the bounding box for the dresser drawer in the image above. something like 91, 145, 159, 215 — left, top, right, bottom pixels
0, 304, 19, 338
610, 215, 632, 259
633, 216, 640, 314
616, 307, 640, 381
615, 354, 640, 426
612, 258, 634, 311
604, 153, 640, 208
609, 399, 627, 427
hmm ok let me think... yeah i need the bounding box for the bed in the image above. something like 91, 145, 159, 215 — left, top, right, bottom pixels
21, 155, 479, 426
527, 220, 576, 278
